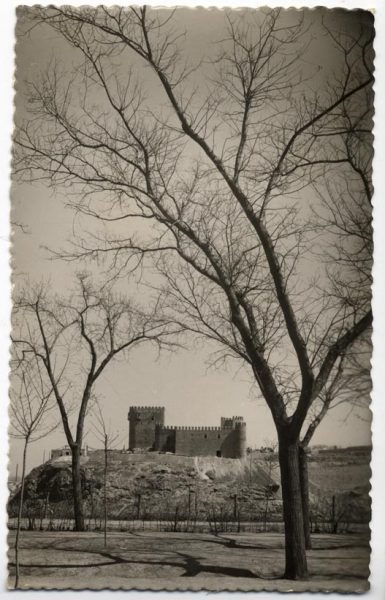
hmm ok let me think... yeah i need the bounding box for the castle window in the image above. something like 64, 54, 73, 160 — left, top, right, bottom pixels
218, 434, 221, 439
204, 434, 207, 439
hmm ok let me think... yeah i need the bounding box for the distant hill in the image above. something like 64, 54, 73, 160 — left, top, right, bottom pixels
306, 446, 371, 527
307, 445, 371, 494
8, 446, 371, 526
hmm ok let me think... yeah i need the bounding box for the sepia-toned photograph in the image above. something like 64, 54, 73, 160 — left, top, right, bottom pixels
8, 4, 374, 592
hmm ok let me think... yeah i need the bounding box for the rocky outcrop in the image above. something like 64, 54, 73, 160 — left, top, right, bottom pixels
8, 451, 280, 521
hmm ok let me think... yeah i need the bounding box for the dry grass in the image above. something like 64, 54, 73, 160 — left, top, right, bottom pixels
8, 530, 370, 592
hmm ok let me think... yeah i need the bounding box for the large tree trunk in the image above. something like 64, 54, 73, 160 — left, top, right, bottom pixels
278, 434, 308, 579
71, 445, 84, 531
14, 437, 28, 588
299, 445, 312, 549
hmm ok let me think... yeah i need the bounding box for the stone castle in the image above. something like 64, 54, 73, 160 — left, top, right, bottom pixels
127, 406, 246, 458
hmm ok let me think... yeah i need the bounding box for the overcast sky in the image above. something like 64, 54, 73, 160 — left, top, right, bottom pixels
10, 6, 372, 475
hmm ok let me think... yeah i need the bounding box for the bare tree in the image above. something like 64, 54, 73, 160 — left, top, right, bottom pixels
9, 356, 59, 588
12, 273, 175, 531
14, 7, 373, 578
92, 397, 120, 546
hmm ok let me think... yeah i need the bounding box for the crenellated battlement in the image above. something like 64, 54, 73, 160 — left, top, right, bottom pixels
129, 406, 164, 412
156, 425, 223, 432
155, 420, 245, 433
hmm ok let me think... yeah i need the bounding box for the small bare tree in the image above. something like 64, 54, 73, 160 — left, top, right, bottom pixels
12, 274, 176, 531
92, 397, 120, 546
9, 356, 59, 588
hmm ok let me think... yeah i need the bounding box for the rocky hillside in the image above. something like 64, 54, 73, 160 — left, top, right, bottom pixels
8, 446, 371, 526
9, 451, 280, 522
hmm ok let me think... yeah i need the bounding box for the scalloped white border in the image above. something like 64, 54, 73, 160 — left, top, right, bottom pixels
1, 1, 384, 599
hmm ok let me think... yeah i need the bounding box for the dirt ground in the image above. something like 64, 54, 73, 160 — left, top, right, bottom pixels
8, 530, 370, 592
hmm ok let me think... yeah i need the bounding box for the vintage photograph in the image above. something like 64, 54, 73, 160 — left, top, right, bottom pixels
8, 5, 374, 592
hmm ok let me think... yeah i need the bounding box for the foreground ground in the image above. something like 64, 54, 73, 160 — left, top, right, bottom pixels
8, 530, 370, 592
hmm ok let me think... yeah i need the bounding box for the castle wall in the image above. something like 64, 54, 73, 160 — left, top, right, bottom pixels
129, 407, 246, 458
163, 423, 246, 458
154, 425, 176, 452
128, 406, 165, 450
175, 426, 223, 457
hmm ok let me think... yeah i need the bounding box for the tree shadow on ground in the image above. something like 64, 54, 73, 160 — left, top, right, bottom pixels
9, 533, 369, 582
169, 534, 284, 551
9, 547, 261, 579
175, 534, 368, 552
176, 552, 258, 578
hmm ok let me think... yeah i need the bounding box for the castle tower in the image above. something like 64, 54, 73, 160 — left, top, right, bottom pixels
220, 416, 246, 458
233, 421, 247, 458
221, 415, 244, 429
128, 406, 165, 451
